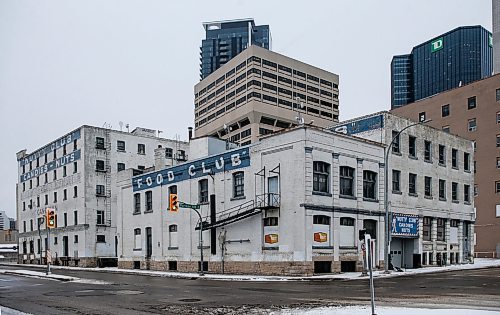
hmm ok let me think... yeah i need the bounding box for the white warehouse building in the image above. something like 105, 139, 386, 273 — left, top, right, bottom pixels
16, 125, 189, 267
331, 112, 475, 268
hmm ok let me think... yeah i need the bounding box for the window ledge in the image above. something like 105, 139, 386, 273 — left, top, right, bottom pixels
312, 246, 334, 250
392, 190, 402, 195
133, 248, 142, 251
137, 152, 146, 155
339, 246, 357, 250
199, 202, 209, 206
424, 195, 433, 200
409, 155, 418, 160
313, 191, 332, 197
262, 246, 278, 250
464, 170, 471, 173
231, 196, 246, 201
363, 198, 378, 203
452, 200, 459, 204
95, 169, 107, 173
408, 193, 418, 197
464, 201, 471, 205
424, 159, 433, 164
133, 211, 141, 215
452, 166, 459, 170
144, 210, 153, 214
339, 194, 356, 200
168, 247, 179, 250
117, 149, 126, 153
391, 151, 402, 156
438, 163, 446, 167
439, 197, 447, 201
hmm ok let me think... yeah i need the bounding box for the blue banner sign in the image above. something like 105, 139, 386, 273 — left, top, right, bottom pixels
331, 114, 383, 135
133, 148, 250, 192
391, 213, 419, 237
18, 129, 81, 166
20, 149, 81, 182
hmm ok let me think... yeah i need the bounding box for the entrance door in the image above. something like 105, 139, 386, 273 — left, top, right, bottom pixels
268, 176, 279, 207
391, 238, 402, 269
62, 236, 68, 257
145, 227, 152, 259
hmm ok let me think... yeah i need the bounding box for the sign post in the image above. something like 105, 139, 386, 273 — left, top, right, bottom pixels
365, 234, 376, 315
178, 202, 204, 276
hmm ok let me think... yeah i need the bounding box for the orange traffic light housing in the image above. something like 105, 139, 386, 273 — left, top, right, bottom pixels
169, 193, 178, 212
46, 208, 56, 228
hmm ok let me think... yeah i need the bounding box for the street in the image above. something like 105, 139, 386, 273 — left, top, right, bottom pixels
0, 266, 499, 314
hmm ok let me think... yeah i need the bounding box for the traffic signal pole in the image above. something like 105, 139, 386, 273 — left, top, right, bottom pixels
46, 227, 51, 275
189, 208, 204, 276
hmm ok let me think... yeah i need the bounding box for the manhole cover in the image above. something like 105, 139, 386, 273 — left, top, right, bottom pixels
179, 298, 201, 303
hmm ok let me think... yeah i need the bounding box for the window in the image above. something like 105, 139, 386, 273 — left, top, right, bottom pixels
442, 104, 450, 117
363, 220, 377, 239
452, 149, 458, 168
44, 194, 48, 205
424, 176, 432, 197
363, 171, 377, 200
63, 213, 67, 227
165, 148, 173, 158
74, 210, 78, 225
96, 210, 105, 225
44, 173, 48, 184
313, 162, 330, 193
409, 173, 417, 195
424, 141, 432, 162
96, 235, 105, 243
73, 162, 78, 173
497, 157, 500, 169
117, 163, 125, 172
137, 144, 145, 154
464, 153, 470, 171
467, 96, 476, 110
496, 181, 500, 194
497, 135, 500, 147
340, 166, 355, 197
464, 184, 470, 203
53, 191, 57, 203
497, 112, 500, 124
117, 140, 125, 152
134, 228, 141, 249
391, 130, 400, 153
408, 136, 416, 158
423, 217, 432, 241
198, 179, 209, 203
145, 191, 153, 212
468, 118, 477, 131
392, 170, 401, 192
169, 224, 178, 248
340, 217, 354, 226
452, 182, 458, 202
73, 186, 78, 198
63, 189, 67, 200
53, 170, 57, 180
96, 137, 105, 149
96, 185, 105, 196
63, 166, 67, 177
438, 145, 446, 165
439, 179, 446, 200
313, 215, 330, 225
233, 172, 244, 198
442, 125, 450, 133
96, 160, 105, 172
497, 89, 500, 102
134, 193, 141, 214
73, 139, 77, 151
437, 218, 445, 241
74, 235, 79, 243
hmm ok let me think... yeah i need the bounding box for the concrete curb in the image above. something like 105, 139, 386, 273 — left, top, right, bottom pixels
1, 261, 499, 282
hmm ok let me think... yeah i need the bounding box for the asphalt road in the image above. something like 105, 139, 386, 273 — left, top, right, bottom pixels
0, 265, 499, 314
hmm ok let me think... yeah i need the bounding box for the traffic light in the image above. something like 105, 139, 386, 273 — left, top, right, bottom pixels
46, 208, 56, 228
169, 193, 178, 212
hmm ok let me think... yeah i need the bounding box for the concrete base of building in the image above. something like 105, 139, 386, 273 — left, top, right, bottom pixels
17, 256, 106, 268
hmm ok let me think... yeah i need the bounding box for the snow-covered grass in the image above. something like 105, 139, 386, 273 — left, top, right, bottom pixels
1, 258, 499, 282
277, 306, 500, 315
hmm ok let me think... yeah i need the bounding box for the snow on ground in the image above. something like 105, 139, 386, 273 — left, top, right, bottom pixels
1, 258, 499, 282
0, 305, 31, 315
278, 306, 500, 315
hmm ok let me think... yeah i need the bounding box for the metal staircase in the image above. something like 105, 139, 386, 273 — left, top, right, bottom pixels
196, 193, 280, 231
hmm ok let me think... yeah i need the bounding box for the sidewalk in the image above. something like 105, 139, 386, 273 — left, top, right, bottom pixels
1, 258, 499, 282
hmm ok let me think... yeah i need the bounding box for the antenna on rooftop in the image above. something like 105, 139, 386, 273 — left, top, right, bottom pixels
119, 121, 124, 131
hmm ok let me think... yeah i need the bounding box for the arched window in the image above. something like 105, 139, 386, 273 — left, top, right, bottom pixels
340, 166, 355, 197
313, 162, 330, 193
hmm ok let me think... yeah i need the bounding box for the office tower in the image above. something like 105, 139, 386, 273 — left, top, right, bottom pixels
200, 18, 270, 80
391, 26, 493, 108
494, 0, 500, 73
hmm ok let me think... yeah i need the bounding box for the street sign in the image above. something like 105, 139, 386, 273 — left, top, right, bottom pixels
178, 202, 200, 210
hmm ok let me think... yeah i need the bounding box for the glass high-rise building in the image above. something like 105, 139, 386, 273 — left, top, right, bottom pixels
200, 18, 271, 80
391, 26, 493, 109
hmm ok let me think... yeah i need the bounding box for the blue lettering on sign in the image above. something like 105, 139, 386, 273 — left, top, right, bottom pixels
20, 149, 81, 182
132, 148, 250, 192
391, 213, 419, 238
18, 129, 81, 166
331, 114, 384, 135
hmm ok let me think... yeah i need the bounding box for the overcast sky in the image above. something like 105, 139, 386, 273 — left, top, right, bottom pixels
0, 1, 492, 219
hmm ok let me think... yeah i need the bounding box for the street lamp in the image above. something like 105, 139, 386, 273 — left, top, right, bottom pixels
384, 118, 431, 274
